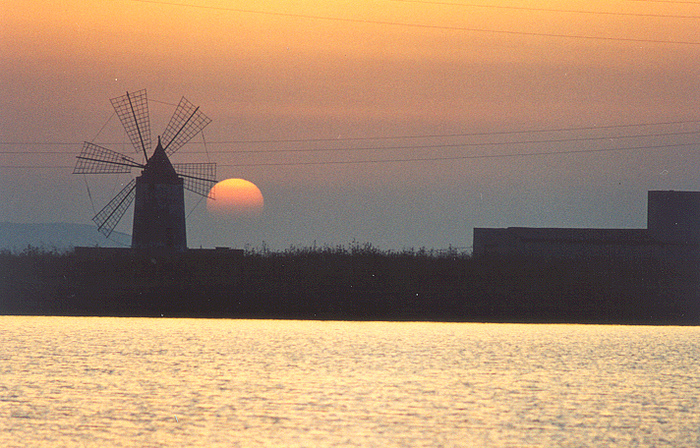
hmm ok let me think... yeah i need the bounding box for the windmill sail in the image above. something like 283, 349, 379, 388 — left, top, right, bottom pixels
77, 89, 217, 246
110, 89, 152, 159
92, 179, 136, 237
74, 142, 142, 174
174, 163, 217, 198
161, 96, 212, 156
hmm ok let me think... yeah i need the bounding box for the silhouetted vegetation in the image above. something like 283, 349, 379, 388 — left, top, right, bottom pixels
1, 243, 698, 324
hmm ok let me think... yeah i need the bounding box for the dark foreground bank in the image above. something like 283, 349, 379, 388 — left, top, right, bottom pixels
1, 245, 698, 324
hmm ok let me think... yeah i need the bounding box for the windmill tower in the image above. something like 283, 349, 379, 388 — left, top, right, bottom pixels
74, 89, 216, 253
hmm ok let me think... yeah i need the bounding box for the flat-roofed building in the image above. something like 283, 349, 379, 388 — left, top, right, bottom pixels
473, 191, 700, 260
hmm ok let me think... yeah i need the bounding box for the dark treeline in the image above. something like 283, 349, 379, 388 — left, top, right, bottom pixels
1, 244, 698, 324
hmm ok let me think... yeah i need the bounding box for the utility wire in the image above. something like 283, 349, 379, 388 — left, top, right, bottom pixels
217, 142, 698, 167
82, 175, 97, 215
201, 130, 211, 163
186, 194, 207, 219
3, 119, 700, 148
389, 0, 700, 19
629, 0, 700, 5
189, 130, 700, 155
126, 0, 700, 46
185, 131, 212, 220
3, 129, 699, 156
193, 119, 700, 145
91, 112, 116, 142
3, 141, 695, 169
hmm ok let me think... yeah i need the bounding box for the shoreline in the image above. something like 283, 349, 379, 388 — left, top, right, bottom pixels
2, 246, 698, 325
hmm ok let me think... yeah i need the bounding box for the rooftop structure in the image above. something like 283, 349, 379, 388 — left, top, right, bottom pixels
473, 190, 700, 260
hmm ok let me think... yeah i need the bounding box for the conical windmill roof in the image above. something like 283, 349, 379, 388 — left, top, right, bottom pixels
141, 137, 179, 184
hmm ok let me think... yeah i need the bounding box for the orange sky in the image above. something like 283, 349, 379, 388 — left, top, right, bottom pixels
4, 1, 698, 129
2, 0, 700, 249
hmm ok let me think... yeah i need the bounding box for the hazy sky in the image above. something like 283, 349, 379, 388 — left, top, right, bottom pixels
2, 0, 700, 250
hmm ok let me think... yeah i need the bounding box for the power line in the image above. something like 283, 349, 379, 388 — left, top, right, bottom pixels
216, 142, 698, 167
2, 129, 698, 156
389, 0, 700, 19
193, 119, 700, 145
2, 141, 695, 169
149, 98, 179, 107
126, 0, 700, 46
199, 130, 700, 155
629, 0, 700, 4
91, 112, 116, 142
3, 119, 700, 148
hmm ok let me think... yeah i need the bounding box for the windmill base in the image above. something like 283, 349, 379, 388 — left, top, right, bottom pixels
131, 178, 187, 253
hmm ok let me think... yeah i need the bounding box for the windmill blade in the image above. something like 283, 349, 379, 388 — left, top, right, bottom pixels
74, 142, 143, 174
161, 96, 212, 156
110, 89, 152, 160
92, 179, 136, 237
174, 163, 217, 198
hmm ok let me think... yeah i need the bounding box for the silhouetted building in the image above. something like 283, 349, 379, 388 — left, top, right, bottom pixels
473, 190, 700, 260
647, 190, 700, 245
73, 90, 215, 255
131, 139, 187, 253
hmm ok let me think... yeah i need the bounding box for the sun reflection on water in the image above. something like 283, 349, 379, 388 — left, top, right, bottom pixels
1, 317, 698, 447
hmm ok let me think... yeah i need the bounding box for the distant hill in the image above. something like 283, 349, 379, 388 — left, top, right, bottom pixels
0, 222, 130, 253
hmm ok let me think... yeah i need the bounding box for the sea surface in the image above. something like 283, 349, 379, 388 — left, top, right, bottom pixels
0, 317, 698, 447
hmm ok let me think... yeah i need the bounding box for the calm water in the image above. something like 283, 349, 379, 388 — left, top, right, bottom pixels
0, 317, 698, 447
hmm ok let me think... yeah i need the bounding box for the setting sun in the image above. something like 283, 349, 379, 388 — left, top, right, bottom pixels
207, 178, 264, 219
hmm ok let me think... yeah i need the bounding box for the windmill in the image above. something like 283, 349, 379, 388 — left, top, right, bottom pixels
74, 89, 216, 252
